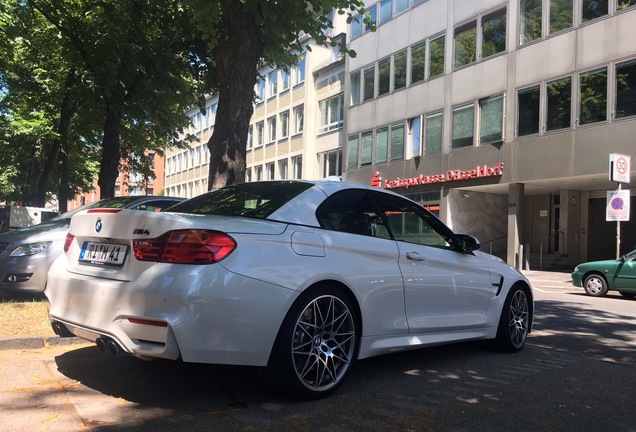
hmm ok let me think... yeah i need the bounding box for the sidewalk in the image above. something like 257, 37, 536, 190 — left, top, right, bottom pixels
522, 269, 574, 290
0, 270, 573, 351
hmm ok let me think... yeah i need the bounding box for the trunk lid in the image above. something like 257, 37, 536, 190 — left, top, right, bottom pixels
64, 209, 287, 281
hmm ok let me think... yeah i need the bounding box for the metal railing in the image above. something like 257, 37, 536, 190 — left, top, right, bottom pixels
482, 235, 507, 256
540, 230, 566, 270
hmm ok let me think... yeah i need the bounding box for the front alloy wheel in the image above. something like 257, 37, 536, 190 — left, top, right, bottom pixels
495, 286, 530, 352
583, 274, 608, 297
264, 286, 358, 399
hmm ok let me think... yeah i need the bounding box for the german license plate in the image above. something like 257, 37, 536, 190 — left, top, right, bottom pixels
79, 241, 128, 267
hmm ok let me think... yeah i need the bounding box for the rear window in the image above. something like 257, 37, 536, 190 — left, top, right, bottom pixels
167, 181, 314, 219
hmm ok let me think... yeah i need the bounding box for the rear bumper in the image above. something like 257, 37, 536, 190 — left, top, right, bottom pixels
45, 256, 296, 366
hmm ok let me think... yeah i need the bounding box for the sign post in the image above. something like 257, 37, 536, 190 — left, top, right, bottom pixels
608, 154, 631, 258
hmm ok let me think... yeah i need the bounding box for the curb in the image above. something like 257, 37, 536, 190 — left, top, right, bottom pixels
0, 335, 85, 351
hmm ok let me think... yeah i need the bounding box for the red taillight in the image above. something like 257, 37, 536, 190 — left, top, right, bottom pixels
133, 230, 236, 264
64, 234, 74, 253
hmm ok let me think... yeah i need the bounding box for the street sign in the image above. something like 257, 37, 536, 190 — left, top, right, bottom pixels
609, 153, 631, 183
606, 189, 630, 221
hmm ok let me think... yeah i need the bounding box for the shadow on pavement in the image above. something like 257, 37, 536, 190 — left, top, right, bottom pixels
531, 297, 636, 364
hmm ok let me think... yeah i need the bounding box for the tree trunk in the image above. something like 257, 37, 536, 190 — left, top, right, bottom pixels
207, 0, 263, 190
98, 113, 122, 199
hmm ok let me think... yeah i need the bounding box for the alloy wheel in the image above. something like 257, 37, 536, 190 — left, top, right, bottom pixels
291, 295, 356, 392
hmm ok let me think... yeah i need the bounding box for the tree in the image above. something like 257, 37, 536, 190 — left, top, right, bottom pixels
29, 0, 204, 199
188, 0, 367, 190
0, 1, 97, 208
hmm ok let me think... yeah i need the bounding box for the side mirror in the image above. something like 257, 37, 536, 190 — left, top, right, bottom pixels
456, 234, 481, 253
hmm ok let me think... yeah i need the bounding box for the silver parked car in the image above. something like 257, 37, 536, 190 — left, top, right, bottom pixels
46, 180, 533, 399
0, 196, 184, 294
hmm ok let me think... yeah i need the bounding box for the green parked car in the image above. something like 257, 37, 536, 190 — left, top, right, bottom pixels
571, 249, 636, 298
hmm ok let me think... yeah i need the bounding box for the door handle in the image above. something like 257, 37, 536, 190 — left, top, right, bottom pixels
406, 252, 425, 262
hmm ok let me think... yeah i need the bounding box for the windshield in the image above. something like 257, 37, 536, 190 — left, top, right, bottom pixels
168, 181, 314, 219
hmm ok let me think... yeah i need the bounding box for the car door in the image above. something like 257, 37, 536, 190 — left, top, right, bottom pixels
613, 251, 636, 290
369, 192, 496, 334
316, 190, 406, 337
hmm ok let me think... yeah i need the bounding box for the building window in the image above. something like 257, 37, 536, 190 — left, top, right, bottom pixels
616, 59, 636, 118
579, 67, 607, 125
407, 116, 422, 159
425, 112, 443, 154
479, 94, 504, 144
363, 65, 375, 101
378, 58, 391, 96
396, 0, 409, 14
482, 9, 507, 58
452, 104, 475, 148
293, 104, 304, 135
246, 168, 252, 183
266, 162, 275, 180
347, 135, 359, 169
520, 0, 542, 45
292, 155, 303, 179
281, 69, 290, 92
268, 70, 278, 98
582, 0, 608, 21
546, 76, 572, 131
617, 0, 636, 10
321, 149, 342, 177
454, 21, 477, 68
411, 42, 426, 84
294, 55, 306, 85
279, 110, 290, 139
360, 131, 373, 165
379, 0, 392, 23
254, 165, 262, 181
256, 79, 265, 103
366, 5, 377, 31
390, 123, 405, 160
319, 94, 344, 132
518, 85, 541, 136
394, 50, 407, 90
429, 33, 445, 77
256, 121, 264, 146
351, 15, 363, 38
209, 104, 217, 126
350, 71, 361, 105
247, 125, 253, 149
375, 126, 389, 164
550, 0, 573, 34
267, 115, 277, 143
278, 159, 288, 179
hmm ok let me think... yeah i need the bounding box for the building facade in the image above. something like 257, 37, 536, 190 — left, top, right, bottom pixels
67, 151, 165, 210
344, 0, 636, 267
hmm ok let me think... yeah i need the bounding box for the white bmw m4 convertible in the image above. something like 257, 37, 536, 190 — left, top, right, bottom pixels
46, 180, 533, 399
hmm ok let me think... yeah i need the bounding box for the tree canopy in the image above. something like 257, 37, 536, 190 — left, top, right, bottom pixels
0, 0, 367, 208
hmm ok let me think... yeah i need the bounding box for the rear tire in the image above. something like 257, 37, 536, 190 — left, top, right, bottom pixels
495, 286, 530, 352
262, 284, 359, 399
583, 274, 608, 297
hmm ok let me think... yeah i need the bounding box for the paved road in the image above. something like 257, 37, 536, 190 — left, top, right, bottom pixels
1, 272, 635, 432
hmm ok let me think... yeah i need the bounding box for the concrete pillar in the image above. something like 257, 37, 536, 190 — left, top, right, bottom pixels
507, 183, 524, 267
